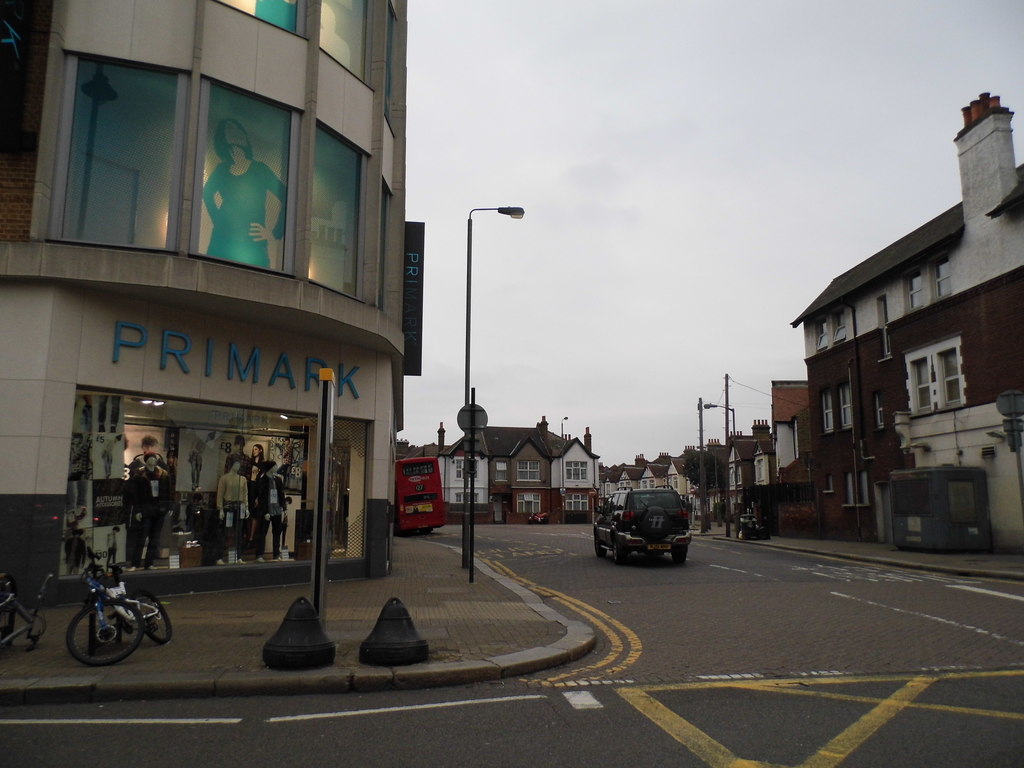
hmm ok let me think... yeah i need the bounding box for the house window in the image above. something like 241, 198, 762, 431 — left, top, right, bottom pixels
821, 389, 834, 432
908, 271, 924, 309
874, 391, 884, 429
197, 83, 293, 272
906, 339, 964, 413
566, 494, 588, 511
844, 472, 855, 505
838, 382, 852, 429
935, 257, 952, 298
823, 474, 834, 493
877, 295, 891, 358
310, 126, 362, 296
455, 459, 463, 479
815, 318, 829, 350
566, 461, 587, 481
517, 460, 540, 481
454, 491, 478, 505
832, 311, 847, 343
858, 471, 869, 505
517, 493, 541, 514
495, 460, 507, 482
56, 59, 185, 249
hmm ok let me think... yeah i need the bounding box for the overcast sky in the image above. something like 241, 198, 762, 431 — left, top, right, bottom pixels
399, 1, 1024, 466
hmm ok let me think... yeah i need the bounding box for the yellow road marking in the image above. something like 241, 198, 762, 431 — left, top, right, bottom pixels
616, 671, 1024, 768
480, 557, 642, 683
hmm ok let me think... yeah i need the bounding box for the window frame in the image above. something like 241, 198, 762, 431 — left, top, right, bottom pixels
907, 270, 924, 309
565, 460, 587, 481
50, 56, 189, 250
838, 382, 852, 429
877, 295, 891, 358
495, 460, 507, 483
934, 257, 952, 298
516, 460, 540, 482
821, 389, 834, 432
517, 492, 541, 514
832, 311, 847, 343
906, 338, 964, 414
815, 318, 829, 350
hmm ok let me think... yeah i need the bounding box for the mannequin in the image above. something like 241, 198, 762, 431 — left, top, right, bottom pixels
252, 460, 287, 561
217, 460, 250, 563
123, 451, 171, 569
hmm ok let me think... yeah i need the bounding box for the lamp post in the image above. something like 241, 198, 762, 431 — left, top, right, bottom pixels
462, 206, 525, 570
703, 402, 736, 536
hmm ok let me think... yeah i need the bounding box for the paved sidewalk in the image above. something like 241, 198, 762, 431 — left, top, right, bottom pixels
0, 537, 593, 706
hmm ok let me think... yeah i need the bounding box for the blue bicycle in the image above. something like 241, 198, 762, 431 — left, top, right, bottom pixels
65, 557, 146, 666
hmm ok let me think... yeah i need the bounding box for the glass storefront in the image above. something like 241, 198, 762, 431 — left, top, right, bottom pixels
61, 390, 366, 576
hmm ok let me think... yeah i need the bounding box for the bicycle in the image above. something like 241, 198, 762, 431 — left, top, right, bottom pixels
65, 549, 173, 666
0, 571, 51, 651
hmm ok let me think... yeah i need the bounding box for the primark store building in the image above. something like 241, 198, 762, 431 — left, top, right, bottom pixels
0, 1, 414, 601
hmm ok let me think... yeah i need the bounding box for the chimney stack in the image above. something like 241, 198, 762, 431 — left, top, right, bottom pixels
584, 427, 592, 453
437, 422, 446, 449
955, 93, 1016, 220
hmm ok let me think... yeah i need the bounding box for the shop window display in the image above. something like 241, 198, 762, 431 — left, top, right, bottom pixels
60, 391, 366, 575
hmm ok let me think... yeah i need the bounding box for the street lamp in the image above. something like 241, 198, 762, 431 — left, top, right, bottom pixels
561, 416, 568, 438
463, 206, 525, 571
703, 402, 736, 536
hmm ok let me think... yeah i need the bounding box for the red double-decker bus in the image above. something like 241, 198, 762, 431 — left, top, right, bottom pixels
394, 457, 446, 535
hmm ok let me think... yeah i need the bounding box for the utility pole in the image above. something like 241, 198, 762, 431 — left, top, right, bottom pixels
724, 373, 732, 538
698, 398, 708, 533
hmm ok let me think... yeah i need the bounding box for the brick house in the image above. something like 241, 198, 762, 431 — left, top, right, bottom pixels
792, 94, 1024, 550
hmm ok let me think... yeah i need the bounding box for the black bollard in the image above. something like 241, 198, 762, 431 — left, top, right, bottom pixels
359, 597, 429, 666
262, 596, 336, 669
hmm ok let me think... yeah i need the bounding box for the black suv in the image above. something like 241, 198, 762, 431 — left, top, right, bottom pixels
594, 488, 691, 564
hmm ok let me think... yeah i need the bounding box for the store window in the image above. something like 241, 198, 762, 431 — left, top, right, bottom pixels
57, 59, 185, 249
218, 0, 305, 34
197, 83, 293, 271
310, 126, 362, 295
321, 0, 367, 77
60, 390, 366, 575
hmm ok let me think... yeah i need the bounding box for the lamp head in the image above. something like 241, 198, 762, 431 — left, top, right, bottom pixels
497, 206, 525, 219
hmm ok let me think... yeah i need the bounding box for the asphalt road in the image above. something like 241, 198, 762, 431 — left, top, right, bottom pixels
4, 526, 1024, 767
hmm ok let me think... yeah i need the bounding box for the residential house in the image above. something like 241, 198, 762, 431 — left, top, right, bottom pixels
792, 93, 1024, 550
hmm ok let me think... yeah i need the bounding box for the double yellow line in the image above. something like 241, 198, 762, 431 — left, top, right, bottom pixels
481, 557, 642, 684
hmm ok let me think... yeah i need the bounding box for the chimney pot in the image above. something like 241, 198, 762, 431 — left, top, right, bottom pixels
962, 106, 973, 127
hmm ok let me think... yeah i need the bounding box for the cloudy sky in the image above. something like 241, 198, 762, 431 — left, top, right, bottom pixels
399, 1, 1024, 466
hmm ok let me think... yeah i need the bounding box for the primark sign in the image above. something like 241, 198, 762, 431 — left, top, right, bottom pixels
112, 320, 360, 398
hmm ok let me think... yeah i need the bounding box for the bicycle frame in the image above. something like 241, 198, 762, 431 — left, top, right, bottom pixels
0, 574, 51, 650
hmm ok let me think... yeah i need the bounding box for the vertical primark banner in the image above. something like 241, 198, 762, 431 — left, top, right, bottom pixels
0, 0, 32, 151
402, 222, 425, 376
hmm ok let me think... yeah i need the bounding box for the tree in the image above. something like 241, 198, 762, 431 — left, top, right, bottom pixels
681, 448, 725, 491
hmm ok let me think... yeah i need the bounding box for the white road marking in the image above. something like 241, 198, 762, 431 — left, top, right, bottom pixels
0, 717, 241, 725
831, 591, 1024, 647
266, 694, 546, 723
948, 584, 1024, 602
563, 691, 603, 709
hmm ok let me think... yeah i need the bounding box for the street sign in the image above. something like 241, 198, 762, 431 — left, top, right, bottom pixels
457, 403, 488, 432
996, 390, 1024, 419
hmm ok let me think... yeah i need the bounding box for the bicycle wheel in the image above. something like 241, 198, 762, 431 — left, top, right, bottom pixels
130, 589, 172, 644
65, 598, 144, 666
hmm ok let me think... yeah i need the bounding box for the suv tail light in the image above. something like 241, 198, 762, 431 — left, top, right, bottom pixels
622, 510, 634, 522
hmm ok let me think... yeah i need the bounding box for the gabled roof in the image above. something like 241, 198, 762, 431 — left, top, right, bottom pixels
792, 203, 965, 327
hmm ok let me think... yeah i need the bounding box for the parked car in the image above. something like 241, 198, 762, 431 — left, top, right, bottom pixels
737, 513, 769, 540
594, 488, 691, 564
528, 510, 549, 524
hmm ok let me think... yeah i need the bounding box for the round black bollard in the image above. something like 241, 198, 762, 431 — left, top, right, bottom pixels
359, 597, 429, 666
262, 596, 336, 669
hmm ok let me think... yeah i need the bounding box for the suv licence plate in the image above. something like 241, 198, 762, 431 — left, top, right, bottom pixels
647, 543, 670, 551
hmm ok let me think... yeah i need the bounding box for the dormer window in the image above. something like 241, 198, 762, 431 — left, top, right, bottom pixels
935, 257, 952, 297
908, 271, 924, 309
815, 318, 828, 350
832, 311, 847, 343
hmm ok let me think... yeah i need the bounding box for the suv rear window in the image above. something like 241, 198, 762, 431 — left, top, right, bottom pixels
625, 491, 682, 512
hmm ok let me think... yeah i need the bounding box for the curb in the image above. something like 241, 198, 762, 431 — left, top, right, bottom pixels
711, 535, 1024, 582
